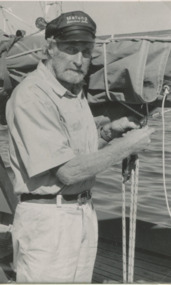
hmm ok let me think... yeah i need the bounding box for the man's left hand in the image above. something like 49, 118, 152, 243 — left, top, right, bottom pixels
100, 116, 140, 142
110, 116, 140, 133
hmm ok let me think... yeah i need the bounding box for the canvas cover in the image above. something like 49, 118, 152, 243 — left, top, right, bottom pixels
1, 29, 171, 106
88, 37, 171, 104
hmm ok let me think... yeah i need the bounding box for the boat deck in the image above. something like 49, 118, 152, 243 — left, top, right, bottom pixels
1, 236, 171, 283
93, 237, 171, 283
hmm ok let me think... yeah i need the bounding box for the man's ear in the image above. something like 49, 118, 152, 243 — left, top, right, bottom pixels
46, 37, 56, 57
48, 47, 54, 58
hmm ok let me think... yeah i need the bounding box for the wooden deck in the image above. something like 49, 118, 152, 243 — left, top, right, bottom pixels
93, 237, 171, 283
1, 235, 171, 283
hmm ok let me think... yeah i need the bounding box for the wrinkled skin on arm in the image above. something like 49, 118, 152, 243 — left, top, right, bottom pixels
54, 121, 155, 186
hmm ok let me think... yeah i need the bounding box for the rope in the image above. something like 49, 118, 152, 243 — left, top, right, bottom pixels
103, 40, 140, 283
152, 108, 171, 119
161, 85, 171, 219
122, 179, 127, 283
103, 42, 112, 101
96, 35, 171, 44
6, 48, 42, 59
119, 101, 145, 119
15, 41, 42, 60
102, 31, 171, 282
122, 155, 139, 283
128, 157, 139, 283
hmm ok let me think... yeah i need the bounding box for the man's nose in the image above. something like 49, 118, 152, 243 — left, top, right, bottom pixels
73, 51, 83, 66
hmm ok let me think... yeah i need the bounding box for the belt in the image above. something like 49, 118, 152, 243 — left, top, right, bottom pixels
20, 190, 92, 205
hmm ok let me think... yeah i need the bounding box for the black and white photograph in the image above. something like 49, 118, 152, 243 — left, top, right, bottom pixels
0, 1, 171, 283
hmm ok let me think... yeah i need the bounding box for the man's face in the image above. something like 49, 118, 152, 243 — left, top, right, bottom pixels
50, 41, 94, 85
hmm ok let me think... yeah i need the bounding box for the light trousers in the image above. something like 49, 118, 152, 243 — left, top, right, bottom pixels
12, 198, 98, 283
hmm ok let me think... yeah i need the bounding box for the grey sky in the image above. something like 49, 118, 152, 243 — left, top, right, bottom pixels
0, 1, 171, 35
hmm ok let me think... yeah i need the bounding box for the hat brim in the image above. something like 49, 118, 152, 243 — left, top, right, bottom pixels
55, 30, 95, 43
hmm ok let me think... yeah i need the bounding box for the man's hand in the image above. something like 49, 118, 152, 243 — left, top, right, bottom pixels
109, 116, 140, 133
122, 125, 155, 153
100, 116, 140, 141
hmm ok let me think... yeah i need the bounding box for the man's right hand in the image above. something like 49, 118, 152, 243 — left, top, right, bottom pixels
122, 125, 155, 154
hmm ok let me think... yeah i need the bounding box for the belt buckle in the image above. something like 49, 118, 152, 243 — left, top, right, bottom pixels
77, 190, 91, 205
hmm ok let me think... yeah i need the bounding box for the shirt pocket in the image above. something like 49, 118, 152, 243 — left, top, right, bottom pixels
60, 110, 83, 133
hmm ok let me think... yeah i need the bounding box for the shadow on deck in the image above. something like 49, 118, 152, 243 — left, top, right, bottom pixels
93, 237, 171, 283
93, 216, 171, 283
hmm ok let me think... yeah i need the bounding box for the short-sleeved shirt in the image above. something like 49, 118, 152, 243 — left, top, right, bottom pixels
6, 61, 98, 195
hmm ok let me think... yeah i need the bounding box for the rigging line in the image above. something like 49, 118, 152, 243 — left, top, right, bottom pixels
2, 6, 33, 29
146, 103, 149, 123
24, 30, 43, 38
1, 8, 7, 33
161, 85, 171, 219
6, 48, 42, 59
152, 108, 171, 119
121, 156, 139, 283
113, 35, 171, 42
39, 1, 46, 18
128, 167, 135, 283
60, 2, 63, 13
122, 179, 127, 283
15, 41, 41, 60
128, 157, 139, 283
1, 9, 13, 34
97, 36, 171, 43
104, 37, 140, 283
119, 101, 144, 119
103, 42, 112, 101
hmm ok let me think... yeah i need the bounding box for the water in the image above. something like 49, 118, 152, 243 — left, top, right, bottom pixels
1, 109, 171, 227
92, 109, 171, 228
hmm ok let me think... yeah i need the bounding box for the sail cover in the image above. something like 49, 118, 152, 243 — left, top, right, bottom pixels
1, 30, 171, 105
88, 36, 171, 104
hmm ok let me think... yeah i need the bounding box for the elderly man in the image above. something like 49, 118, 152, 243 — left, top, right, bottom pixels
6, 10, 154, 283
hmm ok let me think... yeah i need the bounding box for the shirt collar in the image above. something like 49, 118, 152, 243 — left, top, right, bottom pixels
37, 61, 84, 99
37, 61, 66, 97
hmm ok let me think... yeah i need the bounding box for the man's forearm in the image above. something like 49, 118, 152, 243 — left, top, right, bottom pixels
55, 135, 135, 185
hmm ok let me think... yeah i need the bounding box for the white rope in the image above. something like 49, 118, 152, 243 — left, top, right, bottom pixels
103, 42, 112, 101
122, 179, 127, 283
96, 35, 171, 44
121, 156, 139, 283
128, 167, 135, 283
113, 35, 171, 42
128, 158, 139, 283
6, 48, 42, 59
161, 85, 171, 219
152, 108, 171, 119
103, 39, 140, 282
